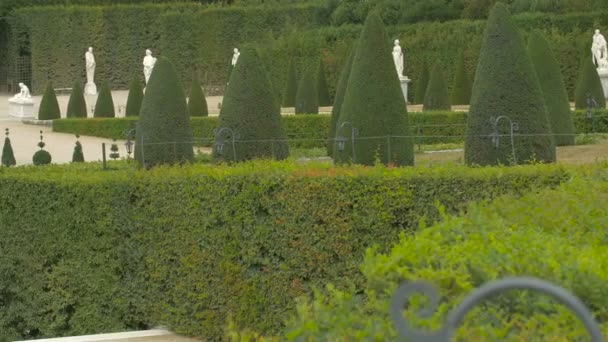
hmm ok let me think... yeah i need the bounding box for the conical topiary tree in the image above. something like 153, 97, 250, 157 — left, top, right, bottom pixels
528, 31, 576, 146
38, 82, 60, 120
188, 75, 208, 117
1, 128, 16, 167
450, 51, 472, 105
295, 72, 319, 114
317, 58, 331, 106
213, 47, 289, 162
575, 56, 606, 110
414, 60, 430, 104
135, 56, 194, 168
328, 43, 357, 157
33, 131, 52, 165
423, 63, 451, 111
94, 82, 115, 118
334, 12, 413, 166
66, 80, 87, 118
72, 135, 84, 163
125, 76, 144, 117
282, 59, 297, 107
464, 3, 555, 166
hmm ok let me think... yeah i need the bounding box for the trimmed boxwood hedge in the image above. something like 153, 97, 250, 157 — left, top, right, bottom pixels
0, 160, 570, 341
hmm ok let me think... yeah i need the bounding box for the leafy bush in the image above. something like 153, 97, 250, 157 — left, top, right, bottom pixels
32, 132, 51, 165
66, 80, 88, 118
188, 76, 208, 117
0, 160, 571, 341
317, 58, 331, 106
465, 3, 555, 166
1, 129, 16, 167
125, 75, 144, 117
295, 72, 319, 114
450, 51, 472, 105
38, 82, 60, 120
328, 43, 355, 157
282, 59, 298, 107
94, 82, 116, 118
575, 56, 607, 110
423, 63, 451, 111
413, 59, 430, 104
135, 56, 194, 167
72, 136, 84, 163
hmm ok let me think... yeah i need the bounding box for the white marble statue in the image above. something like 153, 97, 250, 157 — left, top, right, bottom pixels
85, 47, 97, 95
13, 83, 31, 99
143, 49, 157, 84
231, 48, 240, 66
592, 29, 608, 69
8, 82, 34, 118
392, 39, 404, 77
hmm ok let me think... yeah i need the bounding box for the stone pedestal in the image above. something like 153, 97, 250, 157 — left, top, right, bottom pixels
399, 76, 411, 104
85, 82, 97, 95
8, 98, 35, 119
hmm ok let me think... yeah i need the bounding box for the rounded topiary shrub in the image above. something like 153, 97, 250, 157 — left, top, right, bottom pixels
188, 76, 208, 117
33, 131, 51, 165
94, 82, 115, 118
295, 72, 319, 114
414, 60, 430, 104
334, 12, 413, 166
423, 63, 451, 111
213, 47, 289, 162
66, 80, 87, 118
1, 128, 16, 167
125, 76, 144, 117
38, 82, 61, 120
528, 31, 576, 146
328, 43, 356, 157
450, 51, 472, 105
575, 56, 606, 110
464, 3, 555, 166
282, 59, 297, 108
317, 58, 331, 107
135, 56, 194, 168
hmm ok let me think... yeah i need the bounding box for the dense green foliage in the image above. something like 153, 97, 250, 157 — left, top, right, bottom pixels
450, 51, 472, 105
66, 80, 88, 118
1, 133, 16, 167
423, 63, 451, 111
295, 72, 319, 114
327, 44, 355, 157
72, 138, 85, 163
528, 31, 576, 146
413, 59, 429, 104
188, 76, 208, 117
213, 48, 289, 162
135, 56, 194, 167
575, 57, 607, 110
274, 165, 608, 340
317, 58, 331, 106
94, 82, 115, 118
125, 76, 144, 117
334, 13, 413, 166
465, 4, 555, 166
0, 160, 571, 341
38, 82, 61, 120
282, 59, 298, 107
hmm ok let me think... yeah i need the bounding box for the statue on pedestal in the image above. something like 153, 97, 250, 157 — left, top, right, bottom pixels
85, 47, 97, 95
8, 82, 34, 118
143, 49, 157, 85
231, 48, 240, 66
592, 29, 608, 70
392, 39, 404, 78
13, 83, 31, 100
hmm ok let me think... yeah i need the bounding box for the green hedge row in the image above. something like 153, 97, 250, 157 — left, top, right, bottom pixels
52, 110, 608, 149
0, 161, 570, 341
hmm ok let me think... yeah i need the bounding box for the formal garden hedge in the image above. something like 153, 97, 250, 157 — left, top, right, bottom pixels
0, 160, 572, 341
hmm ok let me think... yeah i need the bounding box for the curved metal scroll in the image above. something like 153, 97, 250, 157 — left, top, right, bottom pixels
391, 277, 604, 342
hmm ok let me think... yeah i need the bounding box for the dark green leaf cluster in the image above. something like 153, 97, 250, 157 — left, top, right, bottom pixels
423, 64, 451, 111
94, 82, 116, 118
295, 72, 319, 114
1, 131, 16, 167
72, 138, 85, 163
317, 58, 331, 106
188, 76, 209, 117
575, 58, 607, 110
125, 76, 144, 117
38, 82, 61, 120
282, 59, 298, 107
66, 80, 88, 118
450, 52, 472, 105
413, 60, 429, 104
328, 44, 356, 157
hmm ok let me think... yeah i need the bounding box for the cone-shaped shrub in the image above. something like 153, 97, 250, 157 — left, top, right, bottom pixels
414, 60, 430, 104
464, 3, 555, 166
295, 72, 319, 114
188, 76, 208, 117
575, 57, 606, 110
1, 129, 16, 167
66, 80, 87, 118
528, 31, 576, 146
328, 44, 356, 157
334, 12, 413, 166
317, 58, 331, 106
94, 82, 115, 118
423, 64, 451, 111
213, 47, 289, 162
38, 82, 60, 120
282, 59, 297, 107
72, 135, 84, 163
450, 52, 472, 105
33, 131, 51, 165
125, 76, 144, 117
135, 57, 194, 168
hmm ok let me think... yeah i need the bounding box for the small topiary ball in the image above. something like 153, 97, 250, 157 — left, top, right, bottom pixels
33, 130, 52, 165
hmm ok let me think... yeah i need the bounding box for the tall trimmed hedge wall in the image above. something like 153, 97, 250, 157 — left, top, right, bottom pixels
0, 162, 570, 341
